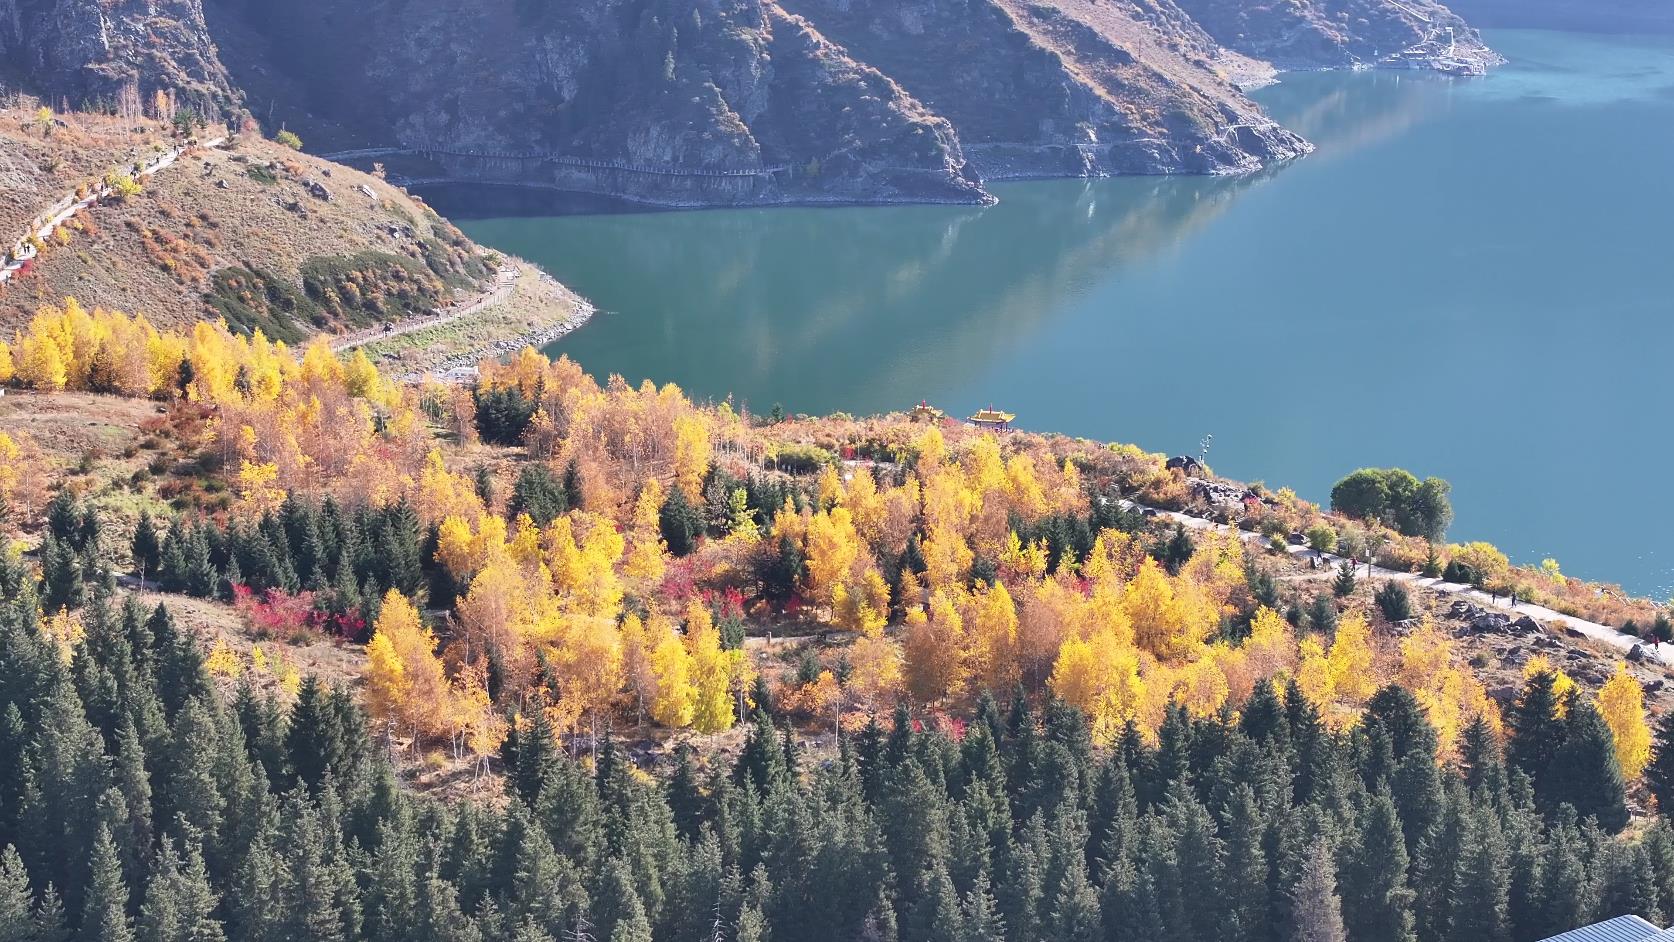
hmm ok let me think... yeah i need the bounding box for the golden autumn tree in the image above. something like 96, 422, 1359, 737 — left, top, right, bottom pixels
1326, 611, 1377, 707
1050, 627, 1145, 745
1124, 558, 1203, 659
687, 602, 738, 735
649, 627, 696, 729
1599, 665, 1652, 780
963, 580, 1019, 695
904, 589, 966, 705
363, 589, 449, 741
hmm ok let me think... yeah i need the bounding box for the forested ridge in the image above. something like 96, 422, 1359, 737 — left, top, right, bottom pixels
5, 546, 1674, 942
5, 302, 1674, 941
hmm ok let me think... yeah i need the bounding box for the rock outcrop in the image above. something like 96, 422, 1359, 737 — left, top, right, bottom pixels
0, 0, 239, 116
1172, 0, 1501, 74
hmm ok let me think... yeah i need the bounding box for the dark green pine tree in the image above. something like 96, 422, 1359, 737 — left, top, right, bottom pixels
132, 511, 162, 589
1333, 560, 1357, 598
137, 838, 223, 942
960, 871, 1004, 942
1445, 809, 1511, 942
274, 798, 360, 942
1341, 793, 1416, 942
1163, 787, 1226, 942
1219, 786, 1271, 942
38, 535, 84, 612
1, 845, 34, 942
666, 744, 705, 843
112, 720, 154, 865
285, 677, 346, 793
414, 852, 483, 942
44, 491, 79, 545
658, 488, 701, 558
909, 862, 964, 942
593, 860, 650, 942
1594, 839, 1661, 927
509, 465, 568, 527
1646, 709, 1674, 817
1045, 849, 1101, 942
1506, 670, 1565, 805
734, 711, 787, 795
34, 884, 71, 942
1533, 808, 1595, 940
1547, 699, 1630, 832
0, 704, 27, 850
364, 822, 418, 942
1308, 593, 1339, 634
1288, 837, 1346, 942
1086, 754, 1137, 883
81, 825, 135, 942
184, 529, 216, 600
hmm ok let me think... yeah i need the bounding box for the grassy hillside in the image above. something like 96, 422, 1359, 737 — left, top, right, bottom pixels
1, 107, 492, 339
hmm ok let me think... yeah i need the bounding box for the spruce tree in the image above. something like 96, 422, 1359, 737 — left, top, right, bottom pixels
1341, 794, 1416, 942
1548, 698, 1630, 832
0, 845, 33, 942
1333, 560, 1357, 598
1307, 593, 1338, 634
132, 512, 162, 589
81, 825, 135, 942
38, 535, 84, 613
1288, 838, 1346, 942
1220, 786, 1271, 942
1447, 810, 1511, 942
1507, 670, 1565, 804
1647, 709, 1674, 816
138, 838, 223, 942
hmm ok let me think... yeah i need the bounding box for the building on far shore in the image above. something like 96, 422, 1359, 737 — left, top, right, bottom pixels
1538, 915, 1674, 942
968, 407, 1016, 430
909, 401, 946, 423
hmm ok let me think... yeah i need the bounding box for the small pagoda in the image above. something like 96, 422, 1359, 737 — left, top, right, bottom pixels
968, 406, 1016, 430
909, 400, 947, 423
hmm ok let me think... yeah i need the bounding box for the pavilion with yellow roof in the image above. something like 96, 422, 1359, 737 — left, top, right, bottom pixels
968, 406, 1016, 430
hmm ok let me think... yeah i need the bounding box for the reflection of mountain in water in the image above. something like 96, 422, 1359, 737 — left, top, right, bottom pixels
473, 171, 1266, 417
450, 64, 1449, 416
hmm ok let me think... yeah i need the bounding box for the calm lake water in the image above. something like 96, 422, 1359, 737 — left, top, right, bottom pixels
454, 30, 1674, 597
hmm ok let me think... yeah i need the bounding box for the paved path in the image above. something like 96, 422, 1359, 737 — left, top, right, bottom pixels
2, 136, 226, 285
1141, 502, 1671, 667
331, 264, 520, 352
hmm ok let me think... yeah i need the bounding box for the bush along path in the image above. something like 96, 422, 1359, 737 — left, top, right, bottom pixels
1, 135, 227, 285
1145, 501, 1672, 666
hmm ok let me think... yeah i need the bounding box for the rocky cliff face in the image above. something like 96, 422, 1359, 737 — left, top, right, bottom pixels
1, 0, 1500, 206
776, 0, 1308, 178
204, 0, 989, 205
0, 0, 238, 115
1172, 0, 1501, 73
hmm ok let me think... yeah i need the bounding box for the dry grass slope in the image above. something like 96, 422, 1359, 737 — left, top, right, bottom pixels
1, 107, 492, 337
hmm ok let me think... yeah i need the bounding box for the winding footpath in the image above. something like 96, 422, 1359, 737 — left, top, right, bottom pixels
2, 136, 226, 285
1145, 502, 1672, 667
330, 263, 521, 352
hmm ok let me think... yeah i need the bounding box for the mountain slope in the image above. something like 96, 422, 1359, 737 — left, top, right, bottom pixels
1, 111, 496, 340
1171, 0, 1501, 73
776, 0, 1309, 179
3, 0, 1499, 206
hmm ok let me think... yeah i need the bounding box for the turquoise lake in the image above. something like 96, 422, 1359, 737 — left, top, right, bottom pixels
455, 30, 1674, 598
